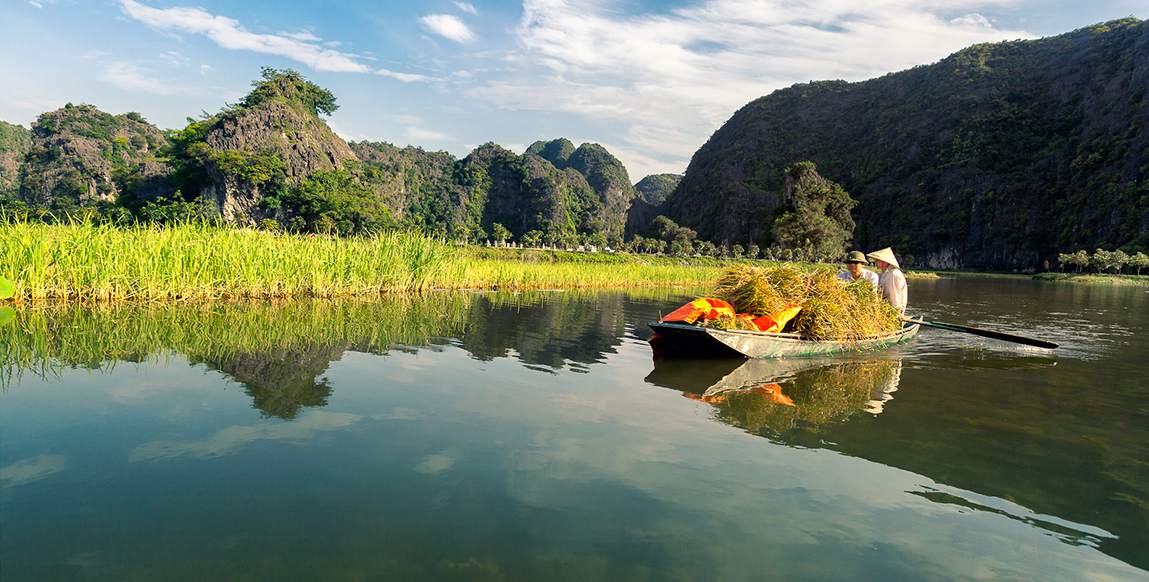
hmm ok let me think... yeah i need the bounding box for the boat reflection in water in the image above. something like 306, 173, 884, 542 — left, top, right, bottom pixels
645, 357, 903, 437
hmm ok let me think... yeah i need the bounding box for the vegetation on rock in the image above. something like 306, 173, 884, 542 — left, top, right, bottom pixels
0, 121, 31, 197
770, 162, 856, 259
661, 18, 1149, 270
17, 104, 168, 210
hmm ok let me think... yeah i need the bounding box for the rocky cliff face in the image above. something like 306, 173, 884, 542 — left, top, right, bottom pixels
190, 73, 358, 223
527, 139, 637, 239
626, 173, 681, 236
349, 138, 634, 241
348, 140, 457, 223
0, 121, 30, 197
664, 18, 1149, 269
17, 105, 168, 209
458, 143, 600, 238
525, 138, 575, 168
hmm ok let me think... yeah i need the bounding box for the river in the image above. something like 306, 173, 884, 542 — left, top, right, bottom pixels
1, 278, 1146, 580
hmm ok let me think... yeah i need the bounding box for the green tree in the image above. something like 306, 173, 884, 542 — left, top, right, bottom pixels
770, 162, 857, 259
1057, 252, 1072, 272
1130, 251, 1149, 275
521, 229, 544, 247
695, 240, 718, 257
587, 231, 607, 249
243, 68, 339, 117
746, 244, 760, 260
1090, 249, 1113, 273
641, 237, 665, 254
491, 223, 512, 245
1111, 249, 1129, 274
279, 169, 393, 235
651, 215, 680, 241
669, 238, 693, 257
1071, 250, 1089, 272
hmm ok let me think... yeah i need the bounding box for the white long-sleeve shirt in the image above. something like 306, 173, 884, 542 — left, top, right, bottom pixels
878, 268, 908, 313
837, 269, 879, 288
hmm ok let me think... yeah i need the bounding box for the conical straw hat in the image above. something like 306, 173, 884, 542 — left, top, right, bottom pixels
866, 247, 900, 268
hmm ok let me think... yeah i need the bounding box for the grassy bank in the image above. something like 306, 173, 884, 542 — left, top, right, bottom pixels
0, 219, 729, 302
1032, 272, 1149, 286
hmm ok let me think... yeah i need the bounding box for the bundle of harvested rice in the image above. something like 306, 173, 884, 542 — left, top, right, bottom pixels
713, 264, 901, 341
701, 313, 760, 331
713, 264, 798, 316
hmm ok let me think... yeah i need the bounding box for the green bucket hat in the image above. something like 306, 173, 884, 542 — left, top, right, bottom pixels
844, 251, 868, 264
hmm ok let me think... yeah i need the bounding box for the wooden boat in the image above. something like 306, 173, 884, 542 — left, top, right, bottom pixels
648, 321, 920, 359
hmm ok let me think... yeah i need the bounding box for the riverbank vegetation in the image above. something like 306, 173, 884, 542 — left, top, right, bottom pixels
1033, 273, 1149, 286
1057, 249, 1149, 275
0, 218, 734, 302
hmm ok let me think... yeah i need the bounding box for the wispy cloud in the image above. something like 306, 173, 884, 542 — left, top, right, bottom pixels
454, 2, 478, 15
376, 68, 434, 83
130, 411, 361, 462
405, 125, 453, 143
119, 0, 370, 73
470, 0, 1032, 178
0, 455, 67, 488
100, 62, 195, 95
420, 13, 475, 42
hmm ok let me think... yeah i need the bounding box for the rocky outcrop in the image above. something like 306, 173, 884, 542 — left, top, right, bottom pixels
198, 91, 357, 223
525, 138, 576, 168
0, 121, 31, 197
349, 141, 457, 223
566, 143, 637, 240
17, 105, 168, 208
663, 18, 1149, 269
626, 173, 681, 236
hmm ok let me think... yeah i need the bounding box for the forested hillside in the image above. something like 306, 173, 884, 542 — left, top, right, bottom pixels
662, 18, 1149, 269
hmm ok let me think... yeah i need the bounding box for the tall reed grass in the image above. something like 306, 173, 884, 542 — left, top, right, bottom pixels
0, 217, 720, 302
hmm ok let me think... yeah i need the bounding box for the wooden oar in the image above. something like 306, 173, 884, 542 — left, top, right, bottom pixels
902, 316, 1059, 349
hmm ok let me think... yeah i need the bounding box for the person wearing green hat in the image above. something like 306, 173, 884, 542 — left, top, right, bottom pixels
837, 250, 879, 288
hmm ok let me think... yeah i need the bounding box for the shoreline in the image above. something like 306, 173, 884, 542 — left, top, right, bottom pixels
6, 219, 1140, 304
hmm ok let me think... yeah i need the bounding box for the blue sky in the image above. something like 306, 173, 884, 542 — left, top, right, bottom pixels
1, 0, 1141, 179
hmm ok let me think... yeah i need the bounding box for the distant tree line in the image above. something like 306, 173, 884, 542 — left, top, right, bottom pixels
1058, 249, 1149, 275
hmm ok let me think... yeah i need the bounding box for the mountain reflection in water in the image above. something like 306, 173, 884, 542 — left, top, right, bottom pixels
1, 281, 1147, 575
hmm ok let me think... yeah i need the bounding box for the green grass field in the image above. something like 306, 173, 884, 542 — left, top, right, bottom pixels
0, 219, 737, 302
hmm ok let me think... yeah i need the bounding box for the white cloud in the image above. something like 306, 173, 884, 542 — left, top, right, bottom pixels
282, 29, 321, 42
455, 2, 478, 15
158, 50, 189, 66
414, 452, 456, 474
376, 68, 434, 83
130, 411, 361, 461
120, 0, 370, 73
405, 125, 453, 143
100, 62, 194, 95
951, 13, 994, 28
469, 0, 1032, 177
0, 455, 67, 487
420, 13, 475, 42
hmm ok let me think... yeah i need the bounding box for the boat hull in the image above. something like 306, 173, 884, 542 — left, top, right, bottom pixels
648, 322, 920, 359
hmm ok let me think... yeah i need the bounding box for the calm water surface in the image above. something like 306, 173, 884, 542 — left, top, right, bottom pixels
1, 278, 1146, 580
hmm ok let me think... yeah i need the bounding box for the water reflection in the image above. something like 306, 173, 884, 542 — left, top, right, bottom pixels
2, 283, 1148, 574
646, 357, 904, 437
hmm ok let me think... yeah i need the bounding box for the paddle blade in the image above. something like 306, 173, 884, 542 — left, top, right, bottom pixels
0, 277, 13, 300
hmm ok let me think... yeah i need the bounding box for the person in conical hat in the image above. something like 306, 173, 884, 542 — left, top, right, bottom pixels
837, 250, 879, 288
866, 247, 907, 313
